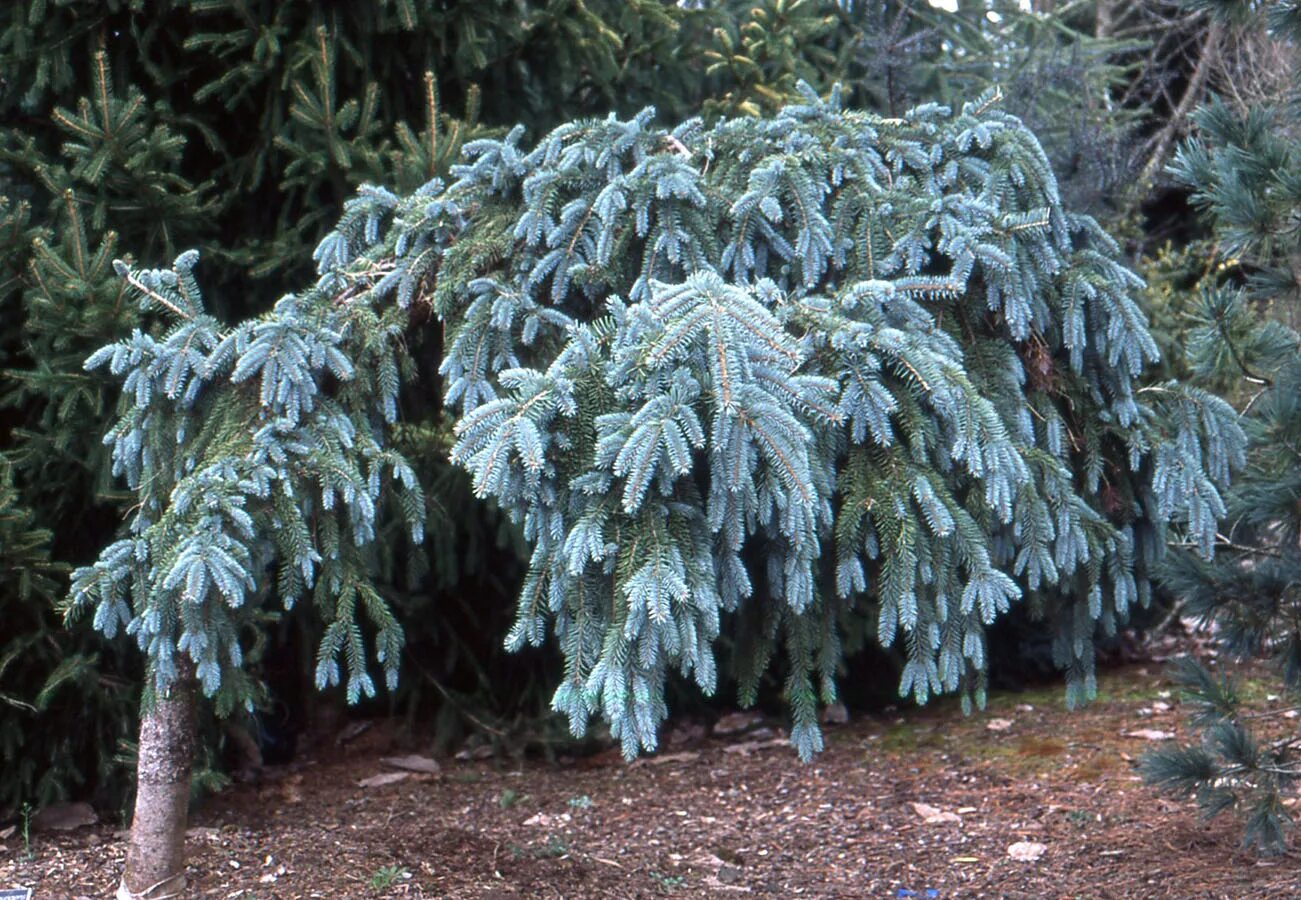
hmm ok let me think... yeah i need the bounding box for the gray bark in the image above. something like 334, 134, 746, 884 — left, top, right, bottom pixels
117, 667, 197, 900
1096, 0, 1114, 40
1139, 17, 1225, 186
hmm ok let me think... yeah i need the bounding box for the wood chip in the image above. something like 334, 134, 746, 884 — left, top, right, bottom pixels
912, 802, 961, 824
1124, 729, 1174, 741
723, 739, 788, 756
632, 751, 701, 767
381, 754, 441, 775
358, 771, 410, 788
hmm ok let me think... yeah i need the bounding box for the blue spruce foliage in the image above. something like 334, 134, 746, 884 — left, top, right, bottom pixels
75, 87, 1244, 759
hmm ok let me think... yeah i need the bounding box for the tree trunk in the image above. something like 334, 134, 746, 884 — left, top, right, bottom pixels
1095, 0, 1113, 40
1139, 17, 1225, 186
117, 665, 197, 900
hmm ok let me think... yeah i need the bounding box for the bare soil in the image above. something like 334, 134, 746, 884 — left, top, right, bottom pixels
3, 658, 1297, 898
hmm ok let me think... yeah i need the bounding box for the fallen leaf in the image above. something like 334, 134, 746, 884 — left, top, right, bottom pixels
381, 754, 441, 775
358, 771, 410, 788
1007, 841, 1047, 862
32, 802, 97, 832
1125, 729, 1174, 741
912, 802, 961, 824
986, 718, 1015, 732
0, 824, 15, 840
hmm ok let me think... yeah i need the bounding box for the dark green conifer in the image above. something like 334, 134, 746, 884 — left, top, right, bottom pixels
1141, 0, 1301, 855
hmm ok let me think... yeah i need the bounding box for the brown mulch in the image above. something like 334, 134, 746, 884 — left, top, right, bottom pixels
3, 659, 1298, 898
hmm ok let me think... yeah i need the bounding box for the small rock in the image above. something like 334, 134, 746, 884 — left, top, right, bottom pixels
32, 802, 97, 832
260, 865, 286, 884
358, 771, 410, 788
718, 864, 744, 884
1008, 841, 1047, 862
911, 802, 961, 824
714, 711, 764, 735
985, 718, 1015, 732
1124, 729, 1174, 741
821, 702, 849, 725
1151, 701, 1171, 712
1015, 704, 1035, 713
381, 754, 441, 775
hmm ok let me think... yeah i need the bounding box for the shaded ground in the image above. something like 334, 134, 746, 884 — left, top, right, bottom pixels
3, 658, 1297, 898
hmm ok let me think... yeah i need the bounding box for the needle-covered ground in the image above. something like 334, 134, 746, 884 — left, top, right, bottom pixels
4, 652, 1296, 898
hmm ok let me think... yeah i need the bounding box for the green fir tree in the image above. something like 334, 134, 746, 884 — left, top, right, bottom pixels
71, 86, 1246, 890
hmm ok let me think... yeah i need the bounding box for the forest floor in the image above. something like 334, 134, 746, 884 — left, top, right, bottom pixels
4, 645, 1299, 898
